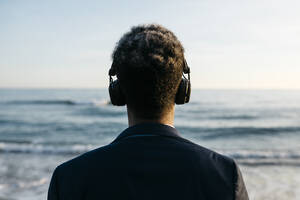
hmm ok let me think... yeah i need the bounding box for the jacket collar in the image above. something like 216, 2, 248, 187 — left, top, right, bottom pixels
111, 123, 182, 144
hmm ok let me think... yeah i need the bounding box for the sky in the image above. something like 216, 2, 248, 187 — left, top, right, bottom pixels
0, 0, 299, 89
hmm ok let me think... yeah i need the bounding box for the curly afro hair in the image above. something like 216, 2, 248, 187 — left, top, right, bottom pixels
111, 24, 185, 119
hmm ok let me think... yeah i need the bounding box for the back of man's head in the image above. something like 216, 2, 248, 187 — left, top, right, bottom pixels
111, 24, 185, 119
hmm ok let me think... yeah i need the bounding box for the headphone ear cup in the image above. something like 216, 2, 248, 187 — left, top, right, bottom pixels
175, 78, 191, 105
185, 80, 191, 103
109, 79, 126, 106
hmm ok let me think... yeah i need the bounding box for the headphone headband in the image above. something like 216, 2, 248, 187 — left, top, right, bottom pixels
110, 58, 190, 76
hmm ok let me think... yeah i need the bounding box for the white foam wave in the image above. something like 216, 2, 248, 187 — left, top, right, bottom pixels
0, 143, 96, 155
18, 178, 48, 189
4, 99, 111, 106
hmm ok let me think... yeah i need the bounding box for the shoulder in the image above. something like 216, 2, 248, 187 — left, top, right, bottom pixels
176, 136, 235, 165
55, 143, 116, 176
49, 144, 122, 198
168, 136, 239, 194
174, 136, 236, 177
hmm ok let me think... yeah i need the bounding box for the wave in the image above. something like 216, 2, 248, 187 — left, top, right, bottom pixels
228, 151, 300, 166
0, 119, 28, 125
1, 142, 300, 167
237, 160, 300, 167
224, 150, 300, 160
0, 140, 299, 159
214, 149, 300, 166
0, 139, 32, 144
4, 99, 110, 106
211, 115, 258, 120
0, 143, 95, 155
76, 107, 126, 117
177, 126, 300, 139
6, 100, 77, 105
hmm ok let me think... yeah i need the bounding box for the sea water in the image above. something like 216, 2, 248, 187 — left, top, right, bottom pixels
0, 89, 299, 200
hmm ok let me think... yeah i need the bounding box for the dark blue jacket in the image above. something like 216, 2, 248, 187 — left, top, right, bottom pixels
48, 123, 248, 200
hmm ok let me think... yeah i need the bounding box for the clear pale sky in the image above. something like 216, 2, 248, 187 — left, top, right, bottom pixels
1, 0, 299, 89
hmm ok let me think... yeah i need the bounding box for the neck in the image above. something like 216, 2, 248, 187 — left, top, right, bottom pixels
127, 106, 175, 127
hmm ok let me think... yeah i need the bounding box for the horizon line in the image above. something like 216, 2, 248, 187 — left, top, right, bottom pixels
1, 87, 300, 91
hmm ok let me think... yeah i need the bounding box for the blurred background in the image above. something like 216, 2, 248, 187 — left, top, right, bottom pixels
0, 0, 299, 199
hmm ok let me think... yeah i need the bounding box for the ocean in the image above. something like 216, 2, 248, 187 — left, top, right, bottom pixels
0, 89, 300, 200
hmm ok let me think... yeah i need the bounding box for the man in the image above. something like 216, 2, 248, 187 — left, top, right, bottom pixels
48, 24, 249, 200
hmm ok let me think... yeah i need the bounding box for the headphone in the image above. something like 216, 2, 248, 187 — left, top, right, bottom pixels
108, 59, 191, 106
